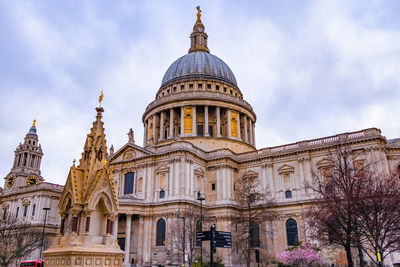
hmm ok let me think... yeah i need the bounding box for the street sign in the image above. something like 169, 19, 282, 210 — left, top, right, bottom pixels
213, 231, 232, 248
196, 231, 211, 242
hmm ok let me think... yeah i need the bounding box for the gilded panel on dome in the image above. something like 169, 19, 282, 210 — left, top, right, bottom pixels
184, 108, 193, 134
148, 117, 154, 138
231, 111, 238, 138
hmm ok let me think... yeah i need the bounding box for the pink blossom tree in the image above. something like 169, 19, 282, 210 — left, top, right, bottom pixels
277, 243, 322, 266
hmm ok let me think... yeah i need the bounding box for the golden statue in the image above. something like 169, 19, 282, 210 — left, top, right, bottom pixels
99, 90, 104, 107
32, 119, 36, 127
196, 6, 201, 22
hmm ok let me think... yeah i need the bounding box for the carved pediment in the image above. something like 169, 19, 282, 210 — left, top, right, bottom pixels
278, 164, 295, 174
111, 143, 152, 162
123, 149, 136, 161
155, 165, 169, 174
316, 158, 332, 168
194, 168, 205, 177
243, 170, 258, 178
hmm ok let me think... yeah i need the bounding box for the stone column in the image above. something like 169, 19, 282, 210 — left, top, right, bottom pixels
244, 116, 248, 143
216, 107, 221, 137
237, 112, 241, 140
143, 121, 148, 146
180, 107, 184, 136
227, 109, 232, 139
169, 108, 174, 138
124, 214, 132, 266
249, 120, 253, 145
113, 216, 118, 240
153, 114, 158, 144
192, 106, 197, 136
252, 122, 256, 147
204, 106, 209, 136
159, 111, 165, 141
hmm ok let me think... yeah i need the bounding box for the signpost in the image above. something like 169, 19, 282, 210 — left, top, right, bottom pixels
196, 226, 232, 267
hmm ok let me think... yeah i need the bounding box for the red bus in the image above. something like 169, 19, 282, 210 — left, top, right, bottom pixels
20, 259, 44, 267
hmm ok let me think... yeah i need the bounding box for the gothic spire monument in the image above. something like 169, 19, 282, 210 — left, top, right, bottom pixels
43, 93, 123, 267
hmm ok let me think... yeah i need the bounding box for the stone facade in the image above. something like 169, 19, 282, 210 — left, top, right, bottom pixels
106, 10, 400, 267
0, 121, 63, 262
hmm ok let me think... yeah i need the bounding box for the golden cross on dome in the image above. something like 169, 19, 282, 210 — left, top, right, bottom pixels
196, 6, 201, 22
99, 90, 104, 107
32, 119, 36, 127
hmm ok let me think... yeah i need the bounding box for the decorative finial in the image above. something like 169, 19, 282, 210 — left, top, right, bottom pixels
99, 90, 104, 108
196, 6, 201, 22
73, 159, 76, 167
103, 159, 109, 166
32, 119, 36, 127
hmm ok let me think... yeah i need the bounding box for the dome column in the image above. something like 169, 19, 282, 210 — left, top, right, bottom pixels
244, 116, 248, 143
143, 121, 148, 146
169, 108, 174, 138
249, 120, 253, 145
204, 106, 209, 136
227, 109, 232, 139
153, 114, 158, 144
180, 107, 184, 136
192, 106, 197, 136
238, 113, 241, 140
216, 107, 221, 137
159, 111, 165, 141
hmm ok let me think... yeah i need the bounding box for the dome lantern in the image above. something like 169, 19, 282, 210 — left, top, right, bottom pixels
189, 6, 209, 53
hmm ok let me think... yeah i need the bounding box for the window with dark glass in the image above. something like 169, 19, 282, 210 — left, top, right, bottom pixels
156, 219, 166, 246
23, 205, 28, 217
189, 84, 193, 89
250, 222, 260, 247
197, 125, 204, 136
198, 83, 202, 89
117, 237, 125, 251
32, 204, 36, 216
286, 218, 299, 246
207, 84, 211, 89
216, 85, 219, 91
211, 183, 216, 190
124, 172, 135, 195
285, 190, 292, 199
208, 126, 213, 136
16, 207, 19, 218
159, 190, 165, 199
3, 209, 7, 219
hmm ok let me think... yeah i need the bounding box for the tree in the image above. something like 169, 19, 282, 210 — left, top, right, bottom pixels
233, 173, 275, 267
277, 242, 322, 266
0, 214, 42, 267
170, 208, 201, 267
356, 171, 400, 265
306, 145, 366, 267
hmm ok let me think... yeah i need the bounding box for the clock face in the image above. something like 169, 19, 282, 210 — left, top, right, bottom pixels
6, 175, 15, 188
26, 175, 38, 185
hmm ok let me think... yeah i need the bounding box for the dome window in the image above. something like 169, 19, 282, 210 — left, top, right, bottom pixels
189, 84, 194, 89
167, 89, 170, 94
173, 86, 177, 92
198, 83, 202, 89
181, 85, 185, 91
216, 85, 219, 91
224, 87, 227, 92
207, 84, 211, 89
230, 89, 233, 94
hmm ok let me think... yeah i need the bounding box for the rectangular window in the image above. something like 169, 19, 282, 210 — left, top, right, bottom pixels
207, 84, 211, 89
189, 84, 193, 89
124, 172, 135, 195
32, 204, 36, 216
181, 85, 185, 90
16, 207, 19, 218
159, 190, 165, 199
198, 83, 202, 89
208, 126, 213, 136
285, 190, 292, 199
23, 205, 28, 217
3, 209, 7, 219
117, 238, 125, 251
212, 183, 216, 191
224, 87, 227, 92
197, 125, 204, 136
216, 85, 219, 91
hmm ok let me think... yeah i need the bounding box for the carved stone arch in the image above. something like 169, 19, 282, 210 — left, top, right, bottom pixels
59, 192, 73, 216
316, 158, 332, 169
22, 198, 31, 206
89, 190, 115, 215
243, 170, 258, 178
155, 165, 169, 174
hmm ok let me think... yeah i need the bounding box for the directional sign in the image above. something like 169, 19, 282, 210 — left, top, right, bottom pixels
213, 231, 232, 248
196, 231, 211, 242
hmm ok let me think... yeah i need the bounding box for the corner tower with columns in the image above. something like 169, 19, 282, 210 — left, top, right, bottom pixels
44, 101, 124, 267
142, 6, 256, 153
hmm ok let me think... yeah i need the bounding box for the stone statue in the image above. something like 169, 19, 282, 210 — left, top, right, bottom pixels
127, 128, 135, 143
109, 145, 114, 156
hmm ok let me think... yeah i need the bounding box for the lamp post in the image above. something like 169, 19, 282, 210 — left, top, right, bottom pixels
197, 192, 205, 267
177, 210, 186, 267
40, 207, 51, 259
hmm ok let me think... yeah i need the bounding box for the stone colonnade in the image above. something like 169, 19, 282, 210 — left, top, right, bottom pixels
143, 105, 255, 146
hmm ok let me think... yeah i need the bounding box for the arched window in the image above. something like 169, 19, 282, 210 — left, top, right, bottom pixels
285, 190, 292, 199
32, 204, 36, 216
159, 190, 165, 199
16, 207, 19, 218
156, 219, 166, 246
23, 205, 28, 217
286, 218, 298, 246
250, 222, 260, 247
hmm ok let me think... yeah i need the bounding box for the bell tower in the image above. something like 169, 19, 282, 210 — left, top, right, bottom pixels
5, 120, 43, 190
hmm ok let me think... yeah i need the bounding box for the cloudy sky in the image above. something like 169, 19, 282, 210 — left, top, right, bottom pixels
1, 0, 400, 185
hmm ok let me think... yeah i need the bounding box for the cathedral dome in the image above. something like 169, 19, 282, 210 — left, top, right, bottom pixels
161, 52, 237, 87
